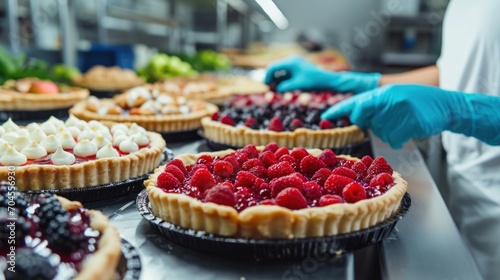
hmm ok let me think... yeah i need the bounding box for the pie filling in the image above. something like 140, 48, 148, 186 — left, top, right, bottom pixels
0, 183, 100, 279
211, 91, 354, 131
1, 78, 72, 95
0, 115, 152, 166
156, 143, 395, 212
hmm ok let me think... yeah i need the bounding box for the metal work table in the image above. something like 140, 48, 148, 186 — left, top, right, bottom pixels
86, 136, 482, 280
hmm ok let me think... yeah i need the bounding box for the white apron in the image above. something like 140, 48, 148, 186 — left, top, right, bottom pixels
438, 1, 500, 279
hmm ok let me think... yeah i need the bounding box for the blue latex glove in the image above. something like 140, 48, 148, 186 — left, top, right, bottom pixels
264, 56, 381, 94
321, 84, 500, 149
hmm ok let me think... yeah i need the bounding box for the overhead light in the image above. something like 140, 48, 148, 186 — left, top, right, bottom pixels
255, 0, 289, 30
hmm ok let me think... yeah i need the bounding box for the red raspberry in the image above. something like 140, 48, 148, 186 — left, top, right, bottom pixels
190, 168, 216, 192
204, 184, 236, 207
292, 172, 307, 182
164, 165, 185, 182
234, 171, 258, 188
268, 117, 284, 132
211, 112, 219, 121
222, 155, 241, 172
197, 154, 213, 165
367, 156, 393, 178
242, 158, 263, 170
318, 194, 343, 206
213, 160, 234, 178
275, 188, 308, 210
263, 143, 280, 153
361, 155, 374, 167
351, 161, 368, 179
311, 168, 332, 187
248, 165, 267, 178
342, 182, 367, 203
267, 161, 295, 179
319, 119, 333, 129
189, 164, 209, 176
259, 199, 277, 206
270, 174, 303, 197
235, 187, 257, 212
332, 167, 357, 180
341, 159, 355, 168
220, 114, 235, 126
242, 145, 259, 158
369, 173, 394, 188
220, 181, 235, 191
289, 118, 304, 131
157, 172, 181, 191
302, 181, 322, 201
324, 174, 354, 195
317, 149, 337, 168
244, 117, 259, 129
235, 151, 249, 165
167, 159, 188, 175
300, 155, 326, 174
279, 154, 299, 167
274, 147, 289, 160
259, 151, 278, 167
290, 148, 309, 161
253, 181, 271, 199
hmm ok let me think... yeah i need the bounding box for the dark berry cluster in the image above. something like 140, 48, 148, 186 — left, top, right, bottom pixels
3, 248, 57, 280
212, 92, 352, 132
0, 183, 31, 249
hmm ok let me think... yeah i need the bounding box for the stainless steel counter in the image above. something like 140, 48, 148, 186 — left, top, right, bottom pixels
87, 136, 482, 280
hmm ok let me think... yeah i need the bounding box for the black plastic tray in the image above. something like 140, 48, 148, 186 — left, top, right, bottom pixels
136, 189, 411, 260
24, 148, 174, 203
161, 129, 202, 143
119, 239, 142, 280
0, 107, 71, 122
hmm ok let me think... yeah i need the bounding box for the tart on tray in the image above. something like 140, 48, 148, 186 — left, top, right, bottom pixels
145, 143, 407, 238
0, 78, 89, 110
70, 87, 219, 133
0, 184, 121, 280
72, 65, 145, 92
155, 75, 269, 104
203, 91, 365, 149
0, 115, 165, 190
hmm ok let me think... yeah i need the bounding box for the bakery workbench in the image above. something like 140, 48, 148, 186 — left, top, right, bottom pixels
86, 134, 482, 280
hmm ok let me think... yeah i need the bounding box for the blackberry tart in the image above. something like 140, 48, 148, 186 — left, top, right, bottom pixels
202, 91, 365, 149
145, 143, 407, 238
0, 183, 121, 279
0, 116, 165, 190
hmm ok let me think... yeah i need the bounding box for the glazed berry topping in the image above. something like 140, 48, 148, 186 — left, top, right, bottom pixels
0, 189, 101, 277
216, 92, 354, 131
156, 144, 397, 211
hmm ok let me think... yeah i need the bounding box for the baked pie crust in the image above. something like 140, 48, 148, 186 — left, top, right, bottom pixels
57, 196, 121, 280
202, 117, 365, 149
0, 83, 89, 110
70, 97, 219, 133
0, 119, 166, 190
145, 148, 407, 239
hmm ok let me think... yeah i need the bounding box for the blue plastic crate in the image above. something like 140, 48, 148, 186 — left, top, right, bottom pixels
78, 44, 135, 72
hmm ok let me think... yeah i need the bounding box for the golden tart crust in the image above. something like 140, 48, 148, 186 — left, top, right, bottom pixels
57, 196, 121, 280
145, 148, 407, 239
0, 86, 89, 110
70, 99, 218, 133
202, 117, 365, 149
0, 131, 166, 190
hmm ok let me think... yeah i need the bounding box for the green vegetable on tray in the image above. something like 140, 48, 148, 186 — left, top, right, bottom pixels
137, 53, 197, 83
0, 47, 80, 85
180, 50, 232, 72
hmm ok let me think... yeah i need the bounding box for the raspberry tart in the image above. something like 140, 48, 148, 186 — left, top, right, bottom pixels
0, 78, 89, 110
70, 86, 218, 133
0, 183, 121, 280
0, 116, 165, 190
202, 92, 365, 149
145, 143, 407, 238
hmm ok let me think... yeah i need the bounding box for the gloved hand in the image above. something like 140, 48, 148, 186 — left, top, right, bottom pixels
264, 56, 381, 94
321, 84, 500, 149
